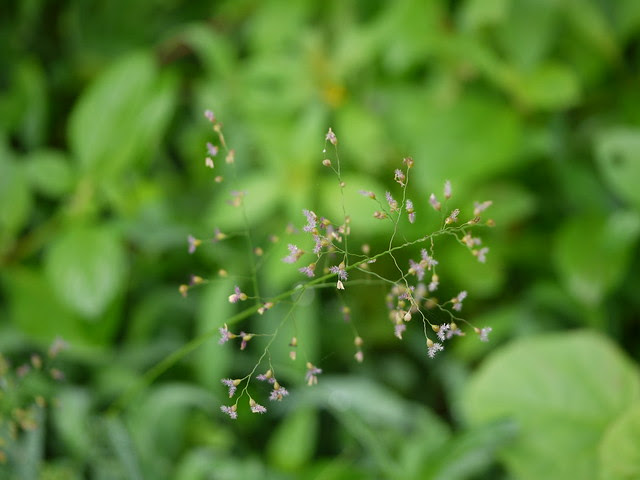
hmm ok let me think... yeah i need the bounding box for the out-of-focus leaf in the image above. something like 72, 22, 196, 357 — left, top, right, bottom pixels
595, 128, 640, 210
459, 0, 508, 30
129, 384, 215, 477
514, 63, 580, 110
0, 150, 32, 241
267, 408, 318, 471
194, 280, 234, 390
103, 416, 144, 480
2, 267, 87, 344
553, 212, 640, 308
599, 404, 640, 480
413, 420, 518, 480
406, 93, 523, 192
13, 58, 48, 148
463, 331, 640, 480
53, 388, 93, 460
24, 149, 75, 198
495, 0, 560, 71
45, 225, 128, 318
68, 52, 177, 178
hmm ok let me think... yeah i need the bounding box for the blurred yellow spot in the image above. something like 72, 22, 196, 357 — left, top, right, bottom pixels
324, 84, 346, 108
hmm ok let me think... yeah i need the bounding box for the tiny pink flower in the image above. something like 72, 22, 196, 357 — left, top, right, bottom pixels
206, 142, 218, 157
204, 109, 216, 122
429, 193, 441, 211
188, 235, 201, 254
220, 405, 237, 419
325, 127, 337, 145
282, 244, 304, 263
221, 378, 240, 398
394, 322, 406, 340
473, 200, 493, 216
228, 286, 247, 303
394, 169, 406, 186
305, 362, 322, 386
299, 263, 316, 277
385, 192, 399, 211
476, 326, 492, 342
302, 209, 317, 232
452, 291, 467, 311
427, 341, 444, 358
436, 324, 450, 342
218, 324, 235, 344
329, 264, 348, 281
475, 247, 489, 263
444, 180, 452, 199
406, 199, 415, 223
269, 384, 289, 401
250, 398, 267, 414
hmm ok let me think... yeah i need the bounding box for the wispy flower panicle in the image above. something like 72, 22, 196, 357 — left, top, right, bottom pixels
394, 169, 406, 186
239, 332, 254, 350
428, 273, 439, 292
256, 369, 276, 384
474, 247, 489, 263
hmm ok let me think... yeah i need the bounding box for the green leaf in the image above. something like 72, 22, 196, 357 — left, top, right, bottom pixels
1, 267, 88, 344
68, 51, 177, 177
24, 149, 75, 198
514, 63, 580, 110
103, 416, 144, 480
45, 225, 128, 318
595, 128, 640, 210
463, 331, 640, 480
0, 150, 32, 240
599, 404, 640, 480
267, 408, 318, 471
52, 388, 93, 460
553, 212, 640, 307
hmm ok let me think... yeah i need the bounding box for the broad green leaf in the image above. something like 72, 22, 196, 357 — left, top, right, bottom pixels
68, 52, 177, 177
553, 212, 640, 307
24, 149, 74, 198
463, 331, 640, 480
45, 225, 128, 318
599, 404, 640, 480
405, 93, 523, 192
595, 128, 640, 210
267, 408, 318, 471
1, 267, 88, 344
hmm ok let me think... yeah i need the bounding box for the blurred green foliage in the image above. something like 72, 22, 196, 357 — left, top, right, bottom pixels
1, 0, 640, 478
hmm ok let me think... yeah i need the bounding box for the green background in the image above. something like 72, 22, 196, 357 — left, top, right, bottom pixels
1, 0, 640, 478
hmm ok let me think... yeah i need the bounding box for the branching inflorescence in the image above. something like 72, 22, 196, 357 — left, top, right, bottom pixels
182, 110, 494, 419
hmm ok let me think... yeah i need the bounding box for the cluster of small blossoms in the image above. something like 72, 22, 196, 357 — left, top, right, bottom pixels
192, 115, 496, 420
0, 338, 68, 462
